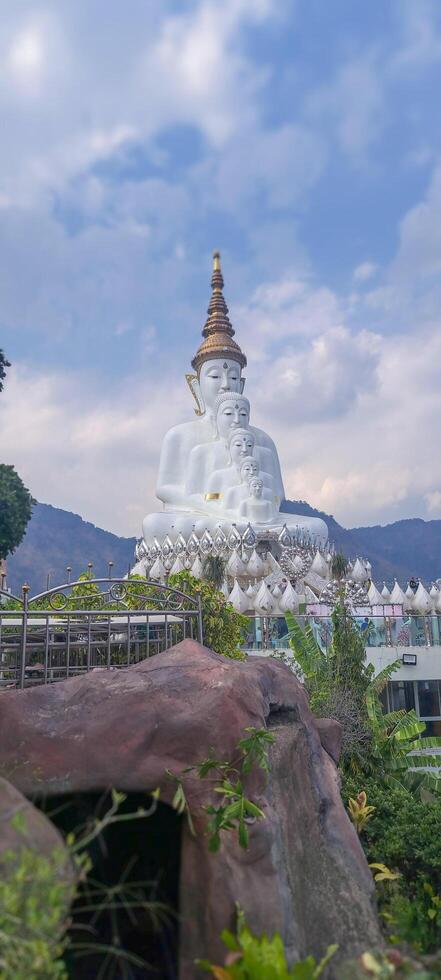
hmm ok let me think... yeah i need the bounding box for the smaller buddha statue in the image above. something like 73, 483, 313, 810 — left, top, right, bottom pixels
224, 457, 273, 511
239, 476, 275, 522
185, 392, 251, 499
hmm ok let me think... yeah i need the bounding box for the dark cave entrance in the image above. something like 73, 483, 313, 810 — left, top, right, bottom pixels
41, 790, 182, 979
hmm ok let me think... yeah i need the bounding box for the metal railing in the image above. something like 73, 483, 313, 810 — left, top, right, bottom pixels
241, 613, 441, 651
0, 578, 203, 689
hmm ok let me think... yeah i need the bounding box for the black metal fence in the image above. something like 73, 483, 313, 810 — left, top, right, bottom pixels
0, 578, 203, 689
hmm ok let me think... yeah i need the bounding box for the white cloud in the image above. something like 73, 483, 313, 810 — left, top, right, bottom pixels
353, 261, 377, 282
305, 51, 384, 158
0, 364, 188, 537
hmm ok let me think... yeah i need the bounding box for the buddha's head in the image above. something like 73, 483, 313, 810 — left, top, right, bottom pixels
240, 457, 259, 484
227, 427, 255, 467
214, 392, 250, 440
249, 476, 264, 499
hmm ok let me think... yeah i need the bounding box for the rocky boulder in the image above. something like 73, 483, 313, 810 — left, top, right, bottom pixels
0, 640, 381, 976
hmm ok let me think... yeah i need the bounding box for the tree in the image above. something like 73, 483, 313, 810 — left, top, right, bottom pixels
0, 465, 35, 561
330, 552, 348, 581
0, 350, 10, 393
201, 555, 226, 590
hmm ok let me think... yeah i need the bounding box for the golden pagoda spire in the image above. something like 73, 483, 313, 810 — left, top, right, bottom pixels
191, 251, 247, 372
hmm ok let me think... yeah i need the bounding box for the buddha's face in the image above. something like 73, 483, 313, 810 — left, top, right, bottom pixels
241, 458, 259, 483
216, 396, 250, 439
249, 477, 263, 498
199, 358, 242, 412
229, 432, 255, 465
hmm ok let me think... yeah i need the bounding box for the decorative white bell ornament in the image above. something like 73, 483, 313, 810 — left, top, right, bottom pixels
226, 550, 247, 577
191, 555, 203, 579
169, 554, 185, 576
246, 549, 264, 577
368, 582, 384, 605
413, 582, 432, 615
352, 558, 368, 584
228, 579, 250, 614
254, 580, 275, 615
279, 581, 299, 613
404, 584, 415, 611
149, 556, 167, 581
429, 584, 439, 611
310, 550, 329, 578
246, 581, 257, 599
390, 580, 407, 606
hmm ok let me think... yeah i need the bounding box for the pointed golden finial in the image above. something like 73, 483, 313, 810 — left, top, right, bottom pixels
191, 251, 247, 372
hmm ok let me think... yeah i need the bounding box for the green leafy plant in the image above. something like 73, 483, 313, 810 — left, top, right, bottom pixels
343, 776, 441, 954
199, 910, 338, 979
366, 662, 441, 797
355, 948, 441, 978
202, 555, 227, 590
0, 788, 168, 979
330, 552, 348, 581
285, 604, 373, 771
168, 727, 275, 852
286, 608, 441, 791
169, 570, 249, 659
0, 846, 71, 979
347, 791, 376, 834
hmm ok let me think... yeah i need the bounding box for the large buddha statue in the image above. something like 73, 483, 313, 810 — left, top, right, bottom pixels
141, 252, 327, 548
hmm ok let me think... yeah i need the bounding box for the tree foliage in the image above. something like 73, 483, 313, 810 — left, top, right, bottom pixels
202, 554, 227, 590
0, 464, 35, 561
343, 776, 441, 954
0, 349, 10, 393
169, 570, 248, 660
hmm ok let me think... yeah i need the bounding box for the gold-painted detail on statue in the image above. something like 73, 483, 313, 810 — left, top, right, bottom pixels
204, 492, 223, 501
185, 373, 204, 416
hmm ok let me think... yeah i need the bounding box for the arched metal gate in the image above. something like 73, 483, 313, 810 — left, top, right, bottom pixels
0, 578, 203, 689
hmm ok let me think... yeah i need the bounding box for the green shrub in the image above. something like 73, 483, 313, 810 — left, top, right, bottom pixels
199, 910, 337, 978
343, 776, 441, 952
169, 570, 248, 660
0, 846, 70, 978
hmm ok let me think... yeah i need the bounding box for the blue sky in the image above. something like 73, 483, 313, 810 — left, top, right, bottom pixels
2, 0, 441, 535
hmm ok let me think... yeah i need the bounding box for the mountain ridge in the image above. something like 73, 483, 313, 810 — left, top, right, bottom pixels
6, 500, 441, 595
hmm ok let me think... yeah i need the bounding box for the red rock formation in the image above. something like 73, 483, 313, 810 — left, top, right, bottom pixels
0, 640, 380, 976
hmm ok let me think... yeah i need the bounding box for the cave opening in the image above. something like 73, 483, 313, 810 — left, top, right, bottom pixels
40, 790, 182, 979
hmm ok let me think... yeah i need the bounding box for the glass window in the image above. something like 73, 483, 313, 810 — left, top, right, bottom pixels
389, 681, 415, 712
417, 680, 441, 718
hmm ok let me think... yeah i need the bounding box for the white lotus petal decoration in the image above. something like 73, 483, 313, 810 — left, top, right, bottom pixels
381, 582, 391, 601
228, 579, 250, 614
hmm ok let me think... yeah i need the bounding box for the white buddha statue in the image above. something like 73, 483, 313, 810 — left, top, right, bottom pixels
141, 252, 328, 548
240, 477, 275, 523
